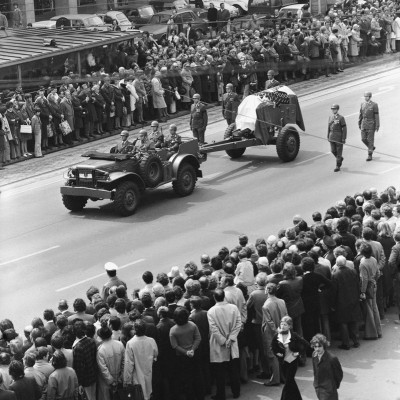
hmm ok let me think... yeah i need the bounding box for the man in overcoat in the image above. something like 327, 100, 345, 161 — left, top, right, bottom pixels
207, 289, 241, 400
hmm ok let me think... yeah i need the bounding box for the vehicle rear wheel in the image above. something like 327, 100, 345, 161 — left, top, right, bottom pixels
225, 147, 246, 159
276, 126, 300, 162
139, 153, 163, 188
173, 163, 196, 197
224, 123, 237, 139
62, 195, 88, 212
114, 181, 141, 216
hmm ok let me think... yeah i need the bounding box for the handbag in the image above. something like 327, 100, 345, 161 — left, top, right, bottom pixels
47, 124, 54, 138
123, 106, 127, 115
116, 384, 144, 400
110, 104, 116, 118
59, 120, 72, 136
174, 89, 181, 101
20, 124, 32, 134
6, 128, 13, 141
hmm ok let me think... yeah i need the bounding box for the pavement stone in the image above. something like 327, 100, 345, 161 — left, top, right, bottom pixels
0, 54, 399, 188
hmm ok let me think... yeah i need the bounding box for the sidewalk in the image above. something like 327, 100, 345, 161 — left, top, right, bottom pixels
1, 54, 399, 188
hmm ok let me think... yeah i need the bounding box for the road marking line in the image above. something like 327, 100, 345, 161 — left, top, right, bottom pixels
295, 152, 330, 165
380, 165, 400, 175
1, 178, 63, 198
56, 258, 145, 292
0, 245, 60, 267
344, 112, 359, 118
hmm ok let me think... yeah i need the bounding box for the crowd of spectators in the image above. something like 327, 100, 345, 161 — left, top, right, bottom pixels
1, 0, 400, 167
1, 185, 400, 399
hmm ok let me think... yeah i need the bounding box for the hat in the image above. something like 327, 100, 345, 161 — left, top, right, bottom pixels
258, 256, 269, 267
167, 266, 183, 279
336, 200, 346, 209
193, 93, 200, 99
104, 262, 118, 271
120, 130, 129, 137
331, 104, 339, 109
323, 236, 336, 248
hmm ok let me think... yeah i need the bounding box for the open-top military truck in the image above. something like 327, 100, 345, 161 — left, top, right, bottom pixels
60, 138, 205, 216
200, 86, 305, 161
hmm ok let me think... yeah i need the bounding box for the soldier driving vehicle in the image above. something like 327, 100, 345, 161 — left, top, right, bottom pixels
111, 130, 132, 154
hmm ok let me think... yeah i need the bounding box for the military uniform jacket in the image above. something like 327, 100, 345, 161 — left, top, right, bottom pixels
222, 92, 240, 120
359, 101, 379, 130
149, 129, 164, 148
328, 114, 347, 143
265, 79, 280, 90
190, 102, 208, 129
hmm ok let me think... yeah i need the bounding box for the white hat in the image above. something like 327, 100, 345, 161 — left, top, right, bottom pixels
167, 266, 182, 279
104, 262, 118, 271
258, 257, 269, 267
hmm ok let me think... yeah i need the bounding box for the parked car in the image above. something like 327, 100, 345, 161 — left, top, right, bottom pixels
140, 8, 209, 42
97, 11, 132, 31
116, 3, 156, 27
31, 20, 57, 29
231, 15, 269, 30
50, 14, 110, 31
278, 3, 304, 18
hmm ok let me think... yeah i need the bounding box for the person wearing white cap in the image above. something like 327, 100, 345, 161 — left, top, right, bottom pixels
167, 266, 183, 282
101, 262, 127, 301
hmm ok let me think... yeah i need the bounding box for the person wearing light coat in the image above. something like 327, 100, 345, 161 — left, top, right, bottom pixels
207, 289, 242, 400
348, 24, 363, 58
151, 71, 167, 122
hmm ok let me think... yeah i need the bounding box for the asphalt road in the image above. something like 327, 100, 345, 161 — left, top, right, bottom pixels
1, 69, 400, 399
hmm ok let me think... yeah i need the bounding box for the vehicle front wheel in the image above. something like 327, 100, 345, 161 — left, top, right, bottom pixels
173, 163, 196, 197
276, 126, 300, 162
62, 195, 88, 212
114, 181, 141, 216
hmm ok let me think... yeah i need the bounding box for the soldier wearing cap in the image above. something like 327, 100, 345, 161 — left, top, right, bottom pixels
265, 70, 280, 90
190, 93, 208, 145
102, 262, 127, 301
149, 120, 164, 148
328, 104, 347, 172
359, 91, 379, 161
165, 124, 182, 158
222, 83, 240, 126
112, 130, 132, 154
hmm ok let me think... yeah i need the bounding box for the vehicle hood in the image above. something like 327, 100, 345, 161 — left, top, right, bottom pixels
74, 159, 118, 170
139, 24, 165, 35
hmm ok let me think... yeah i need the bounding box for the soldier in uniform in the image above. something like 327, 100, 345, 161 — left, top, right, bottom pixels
265, 70, 281, 90
359, 91, 379, 161
190, 93, 208, 145
327, 104, 347, 172
112, 130, 132, 154
165, 124, 182, 158
149, 120, 164, 148
222, 83, 240, 126
134, 129, 155, 152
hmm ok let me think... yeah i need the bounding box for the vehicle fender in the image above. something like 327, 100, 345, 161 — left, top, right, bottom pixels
282, 123, 305, 135
172, 154, 200, 179
108, 172, 146, 192
232, 0, 248, 11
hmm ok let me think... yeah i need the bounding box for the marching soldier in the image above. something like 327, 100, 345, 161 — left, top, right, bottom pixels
328, 104, 347, 172
222, 83, 240, 126
359, 91, 379, 161
190, 93, 208, 145
149, 120, 164, 148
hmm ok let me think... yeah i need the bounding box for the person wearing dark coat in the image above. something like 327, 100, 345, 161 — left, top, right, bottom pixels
8, 360, 41, 400
207, 3, 218, 32
71, 90, 85, 139
111, 81, 124, 130
300, 258, 331, 353
0, 370, 17, 400
92, 85, 106, 134
311, 334, 343, 400
100, 76, 116, 132
34, 88, 51, 150
271, 316, 309, 400
331, 263, 362, 349
79, 84, 98, 138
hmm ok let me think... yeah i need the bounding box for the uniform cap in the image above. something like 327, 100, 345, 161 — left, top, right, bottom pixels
364, 91, 372, 97
331, 104, 339, 109
120, 130, 129, 137
192, 93, 200, 99
105, 262, 118, 271
226, 83, 233, 88
151, 120, 159, 127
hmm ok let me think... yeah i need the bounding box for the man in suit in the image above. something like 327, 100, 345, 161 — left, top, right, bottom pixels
72, 321, 97, 400
359, 91, 379, 161
60, 91, 76, 143
265, 70, 280, 89
56, 299, 73, 318
100, 76, 115, 132
311, 334, 343, 400
34, 87, 51, 149
186, 23, 198, 45
190, 93, 208, 145
113, 130, 132, 154
222, 83, 240, 126
327, 104, 347, 172
217, 3, 230, 32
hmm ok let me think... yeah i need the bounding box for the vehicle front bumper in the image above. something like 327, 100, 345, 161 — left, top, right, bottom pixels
60, 186, 113, 199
